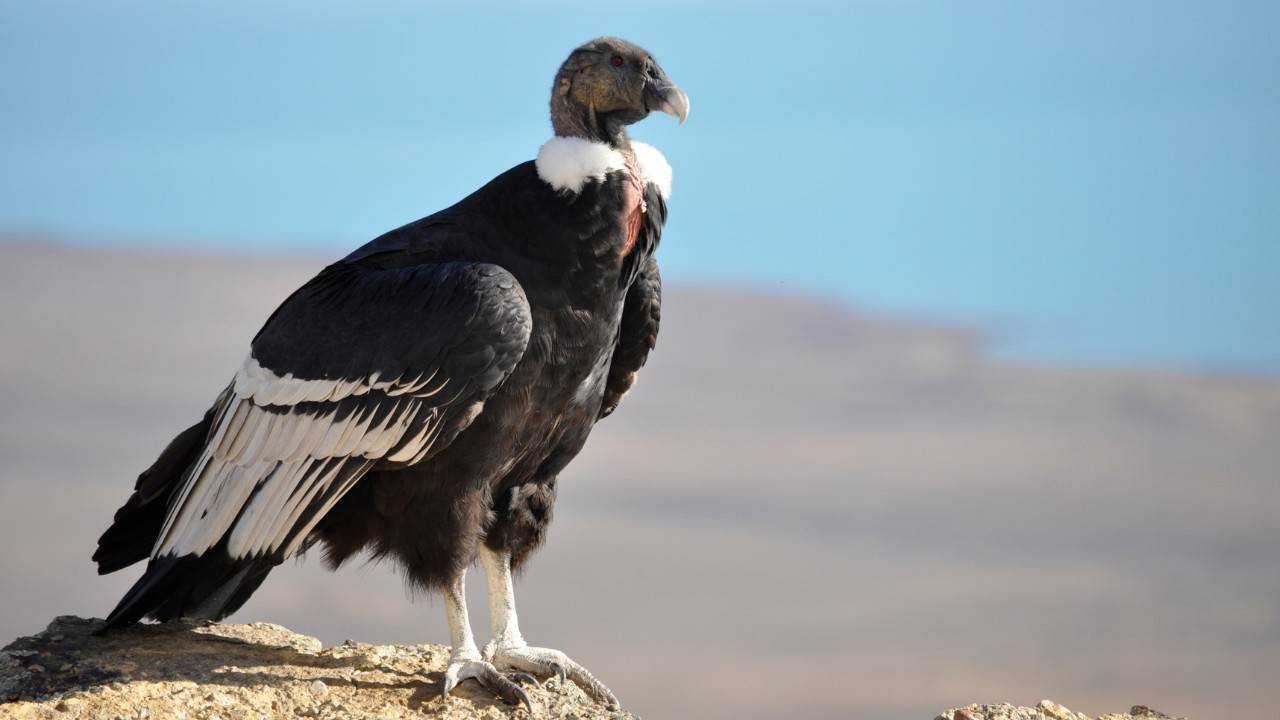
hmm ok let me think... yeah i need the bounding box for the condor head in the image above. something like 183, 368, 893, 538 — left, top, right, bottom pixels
551, 37, 690, 144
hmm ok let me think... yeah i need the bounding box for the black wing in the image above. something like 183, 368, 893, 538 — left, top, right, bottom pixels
152, 260, 532, 562
600, 254, 661, 418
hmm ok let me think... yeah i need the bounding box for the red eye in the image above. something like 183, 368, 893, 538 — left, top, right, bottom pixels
610, 55, 624, 67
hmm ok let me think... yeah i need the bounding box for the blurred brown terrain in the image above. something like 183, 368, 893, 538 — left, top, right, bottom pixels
1, 241, 1277, 720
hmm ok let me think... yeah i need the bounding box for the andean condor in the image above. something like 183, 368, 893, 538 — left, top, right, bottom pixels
92, 37, 688, 710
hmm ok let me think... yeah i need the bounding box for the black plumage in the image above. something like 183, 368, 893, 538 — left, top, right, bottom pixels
92, 36, 687, 707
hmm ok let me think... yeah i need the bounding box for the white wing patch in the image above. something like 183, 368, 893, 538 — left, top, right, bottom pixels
153, 354, 476, 560
234, 355, 452, 405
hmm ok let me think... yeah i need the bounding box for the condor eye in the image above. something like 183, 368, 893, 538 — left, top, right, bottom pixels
610, 55, 624, 68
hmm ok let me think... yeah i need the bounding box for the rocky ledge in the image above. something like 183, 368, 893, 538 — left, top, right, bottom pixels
0, 617, 1188, 720
0, 616, 633, 720
937, 700, 1186, 720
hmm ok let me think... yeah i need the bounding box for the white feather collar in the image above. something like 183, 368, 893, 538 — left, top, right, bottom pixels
535, 137, 672, 198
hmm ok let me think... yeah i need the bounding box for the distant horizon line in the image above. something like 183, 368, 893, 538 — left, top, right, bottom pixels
5, 228, 1277, 380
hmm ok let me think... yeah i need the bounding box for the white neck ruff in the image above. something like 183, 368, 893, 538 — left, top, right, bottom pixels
535, 137, 672, 199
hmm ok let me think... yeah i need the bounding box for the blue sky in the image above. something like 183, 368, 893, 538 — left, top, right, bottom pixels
2, 0, 1277, 371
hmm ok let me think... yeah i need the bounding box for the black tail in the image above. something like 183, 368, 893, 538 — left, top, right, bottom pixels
93, 407, 216, 575
102, 544, 278, 629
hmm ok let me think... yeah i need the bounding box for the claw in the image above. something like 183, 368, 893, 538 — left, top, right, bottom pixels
489, 644, 618, 708
478, 663, 530, 709
572, 668, 618, 708
442, 656, 536, 712
510, 671, 541, 687
511, 683, 533, 713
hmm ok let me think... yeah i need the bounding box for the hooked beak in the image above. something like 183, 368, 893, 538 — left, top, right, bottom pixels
645, 80, 690, 124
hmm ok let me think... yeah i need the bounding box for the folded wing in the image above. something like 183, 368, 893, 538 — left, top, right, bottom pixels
153, 260, 532, 563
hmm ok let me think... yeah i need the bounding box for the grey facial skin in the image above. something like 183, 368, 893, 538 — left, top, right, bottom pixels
550, 36, 689, 148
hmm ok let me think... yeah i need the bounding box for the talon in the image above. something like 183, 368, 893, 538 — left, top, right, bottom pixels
442, 654, 538, 710
570, 668, 618, 707
477, 664, 533, 710
512, 684, 533, 713
600, 687, 620, 710
489, 644, 618, 707
510, 671, 540, 686
581, 676, 616, 706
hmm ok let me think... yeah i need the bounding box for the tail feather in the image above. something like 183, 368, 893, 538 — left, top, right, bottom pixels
102, 544, 278, 629
93, 407, 217, 575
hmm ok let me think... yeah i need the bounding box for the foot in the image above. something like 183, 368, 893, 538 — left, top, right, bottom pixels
484, 641, 619, 709
442, 650, 536, 712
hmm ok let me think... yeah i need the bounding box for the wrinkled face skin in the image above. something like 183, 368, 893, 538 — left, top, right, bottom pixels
552, 37, 689, 143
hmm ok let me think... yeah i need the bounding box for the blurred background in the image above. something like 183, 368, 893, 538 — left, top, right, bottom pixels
1, 1, 1278, 719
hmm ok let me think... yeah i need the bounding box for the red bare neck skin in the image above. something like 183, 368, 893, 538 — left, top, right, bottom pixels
621, 171, 645, 255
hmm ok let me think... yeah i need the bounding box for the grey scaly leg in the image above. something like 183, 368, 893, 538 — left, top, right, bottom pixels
479, 546, 619, 709
441, 569, 534, 711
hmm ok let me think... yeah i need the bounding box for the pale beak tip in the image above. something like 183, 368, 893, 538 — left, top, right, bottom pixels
665, 88, 690, 125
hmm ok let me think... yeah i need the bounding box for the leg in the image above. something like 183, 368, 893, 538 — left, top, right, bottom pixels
479, 545, 620, 708
441, 570, 534, 710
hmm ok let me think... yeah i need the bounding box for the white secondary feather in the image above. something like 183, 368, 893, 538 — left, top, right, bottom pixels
153, 355, 458, 560
232, 356, 428, 406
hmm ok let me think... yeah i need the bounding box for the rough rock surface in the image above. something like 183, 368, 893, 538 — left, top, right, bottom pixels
936, 699, 1187, 720
0, 616, 634, 720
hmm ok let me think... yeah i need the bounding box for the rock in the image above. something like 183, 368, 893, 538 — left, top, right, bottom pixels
0, 616, 633, 719
1038, 699, 1090, 720
936, 700, 1187, 720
